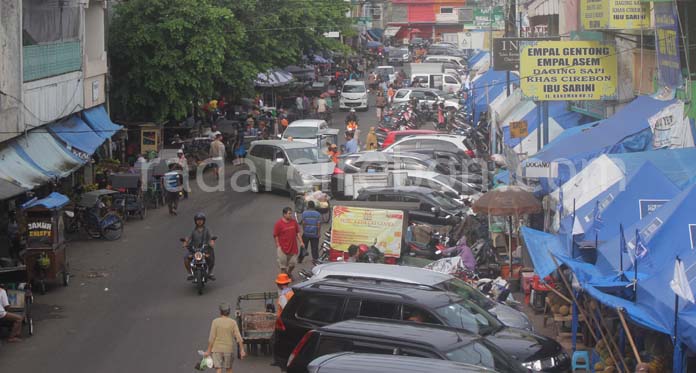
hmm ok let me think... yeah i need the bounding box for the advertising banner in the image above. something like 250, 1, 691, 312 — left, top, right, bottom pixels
520, 40, 618, 101
655, 2, 683, 88
330, 206, 404, 257
639, 199, 669, 219
581, 0, 650, 30
509, 120, 529, 138
492, 37, 559, 71
648, 102, 685, 149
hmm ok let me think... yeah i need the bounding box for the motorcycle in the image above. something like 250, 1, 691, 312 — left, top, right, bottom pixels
180, 236, 217, 295
470, 238, 500, 279
406, 231, 450, 260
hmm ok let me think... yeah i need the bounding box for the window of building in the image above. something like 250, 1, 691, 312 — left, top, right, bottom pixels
440, 7, 454, 14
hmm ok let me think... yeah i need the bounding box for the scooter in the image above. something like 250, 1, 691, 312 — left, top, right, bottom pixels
180, 236, 217, 295
407, 231, 449, 260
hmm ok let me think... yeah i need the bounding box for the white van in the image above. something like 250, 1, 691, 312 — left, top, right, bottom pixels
424, 55, 467, 68
281, 119, 329, 145
339, 80, 368, 111
410, 73, 461, 93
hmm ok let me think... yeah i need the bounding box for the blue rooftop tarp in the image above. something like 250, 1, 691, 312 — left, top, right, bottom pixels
520, 227, 569, 278
49, 116, 105, 155
595, 184, 696, 278
502, 101, 594, 149
367, 28, 383, 41
560, 162, 680, 240
608, 148, 696, 189
82, 105, 123, 139
525, 96, 677, 193
21, 192, 70, 210
471, 70, 517, 125
468, 51, 488, 68
366, 40, 382, 48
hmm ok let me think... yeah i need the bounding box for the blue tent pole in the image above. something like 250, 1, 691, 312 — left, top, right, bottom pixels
571, 291, 578, 352
619, 224, 625, 274
571, 198, 576, 258
634, 229, 639, 302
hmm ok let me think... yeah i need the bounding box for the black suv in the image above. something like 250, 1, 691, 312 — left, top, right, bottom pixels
274, 278, 569, 372
308, 352, 497, 373
287, 319, 522, 373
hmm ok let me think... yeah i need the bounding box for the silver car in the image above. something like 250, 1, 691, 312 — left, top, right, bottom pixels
310, 262, 533, 331
247, 140, 334, 193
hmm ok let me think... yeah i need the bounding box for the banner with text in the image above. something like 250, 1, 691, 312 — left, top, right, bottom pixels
493, 37, 559, 71
520, 40, 617, 101
581, 0, 650, 30
330, 206, 404, 257
655, 2, 683, 88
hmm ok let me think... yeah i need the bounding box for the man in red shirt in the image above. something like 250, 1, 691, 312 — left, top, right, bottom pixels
273, 207, 304, 277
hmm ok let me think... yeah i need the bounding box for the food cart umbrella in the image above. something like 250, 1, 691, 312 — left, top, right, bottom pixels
472, 186, 542, 279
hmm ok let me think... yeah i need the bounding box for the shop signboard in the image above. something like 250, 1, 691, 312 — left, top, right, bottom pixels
654, 2, 683, 88
27, 219, 53, 246
492, 37, 559, 71
519, 40, 618, 101
330, 206, 404, 257
524, 160, 558, 178
639, 199, 669, 219
648, 102, 684, 149
581, 0, 650, 30
509, 120, 529, 139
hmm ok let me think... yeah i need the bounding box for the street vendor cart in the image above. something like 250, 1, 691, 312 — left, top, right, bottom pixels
0, 266, 34, 337
235, 292, 278, 355
110, 173, 146, 220
294, 190, 332, 223
20, 192, 71, 294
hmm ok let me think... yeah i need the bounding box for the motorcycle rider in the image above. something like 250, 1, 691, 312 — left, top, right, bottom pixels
183, 212, 216, 280
345, 108, 358, 129
440, 235, 476, 272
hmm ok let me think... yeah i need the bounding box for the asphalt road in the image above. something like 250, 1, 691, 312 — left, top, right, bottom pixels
0, 90, 378, 372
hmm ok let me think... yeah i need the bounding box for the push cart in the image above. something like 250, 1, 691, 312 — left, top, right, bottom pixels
235, 292, 278, 355
0, 266, 34, 337
110, 173, 146, 220
20, 192, 71, 295
294, 191, 332, 224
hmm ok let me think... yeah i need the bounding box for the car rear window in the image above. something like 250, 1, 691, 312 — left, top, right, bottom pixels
296, 294, 344, 323
395, 90, 408, 99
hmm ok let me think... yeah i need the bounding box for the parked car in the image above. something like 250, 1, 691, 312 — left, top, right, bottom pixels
289, 320, 521, 373
383, 134, 475, 158
281, 119, 329, 145
392, 88, 460, 110
307, 352, 498, 373
403, 170, 483, 197
376, 129, 441, 149
424, 55, 467, 68
407, 148, 479, 175
376, 65, 396, 84
275, 277, 569, 372
355, 186, 465, 219
427, 45, 467, 57
387, 47, 410, 65
339, 80, 368, 111
337, 151, 450, 175
247, 140, 334, 194
310, 262, 532, 331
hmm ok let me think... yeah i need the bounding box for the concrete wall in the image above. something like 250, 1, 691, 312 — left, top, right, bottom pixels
23, 71, 84, 128
83, 0, 106, 109
0, 0, 24, 143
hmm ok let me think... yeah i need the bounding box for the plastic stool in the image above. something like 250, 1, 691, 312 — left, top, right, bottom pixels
571, 350, 591, 372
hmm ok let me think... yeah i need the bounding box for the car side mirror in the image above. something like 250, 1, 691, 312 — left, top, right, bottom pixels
275, 158, 285, 164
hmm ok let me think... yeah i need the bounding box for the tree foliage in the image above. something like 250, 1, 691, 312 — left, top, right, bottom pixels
109, 0, 353, 122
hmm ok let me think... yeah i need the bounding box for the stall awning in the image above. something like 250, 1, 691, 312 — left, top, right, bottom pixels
384, 26, 401, 37
255, 69, 295, 88
48, 116, 105, 157
0, 179, 28, 200
21, 192, 70, 210
82, 105, 123, 139
11, 130, 85, 179
0, 143, 52, 191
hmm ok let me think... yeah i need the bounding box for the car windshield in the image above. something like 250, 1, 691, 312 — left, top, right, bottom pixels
389, 49, 407, 56
343, 84, 366, 93
446, 340, 524, 372
283, 126, 318, 139
435, 300, 502, 335
427, 190, 463, 210
285, 147, 330, 164
433, 174, 468, 192
438, 279, 495, 309
378, 67, 395, 75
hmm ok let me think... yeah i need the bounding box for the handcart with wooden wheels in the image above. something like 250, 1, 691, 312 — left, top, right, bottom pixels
235, 292, 278, 355
20, 193, 71, 295
0, 266, 34, 337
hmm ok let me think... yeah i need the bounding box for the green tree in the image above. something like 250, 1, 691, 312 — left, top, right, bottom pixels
109, 0, 244, 121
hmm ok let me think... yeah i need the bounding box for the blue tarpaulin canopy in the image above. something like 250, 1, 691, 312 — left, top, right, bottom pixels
366, 40, 382, 48
520, 227, 569, 278
82, 105, 123, 139
471, 70, 517, 125
608, 148, 696, 189
560, 162, 680, 240
11, 130, 84, 178
468, 51, 488, 69
48, 116, 105, 155
525, 96, 678, 193
255, 69, 294, 88
21, 192, 70, 210
367, 28, 383, 41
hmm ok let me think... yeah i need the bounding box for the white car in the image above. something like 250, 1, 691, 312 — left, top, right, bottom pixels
392, 88, 460, 110
281, 119, 329, 145
383, 134, 475, 158
403, 170, 483, 199
339, 80, 368, 111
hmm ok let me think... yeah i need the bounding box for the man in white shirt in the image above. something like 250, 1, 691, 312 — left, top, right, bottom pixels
0, 285, 23, 342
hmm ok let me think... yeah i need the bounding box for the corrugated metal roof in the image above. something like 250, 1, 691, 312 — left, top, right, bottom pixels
12, 130, 85, 178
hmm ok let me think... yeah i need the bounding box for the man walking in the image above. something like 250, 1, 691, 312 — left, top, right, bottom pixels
205, 303, 246, 373
273, 207, 304, 277
375, 91, 387, 121
209, 131, 225, 179
295, 95, 304, 119
344, 131, 358, 154
300, 201, 321, 262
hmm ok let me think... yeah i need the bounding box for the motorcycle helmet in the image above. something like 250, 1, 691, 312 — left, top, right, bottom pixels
358, 244, 370, 256
194, 212, 206, 223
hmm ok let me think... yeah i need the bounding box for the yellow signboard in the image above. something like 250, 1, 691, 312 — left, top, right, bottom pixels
519, 41, 618, 101
581, 0, 650, 30
330, 206, 404, 257
510, 120, 529, 139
